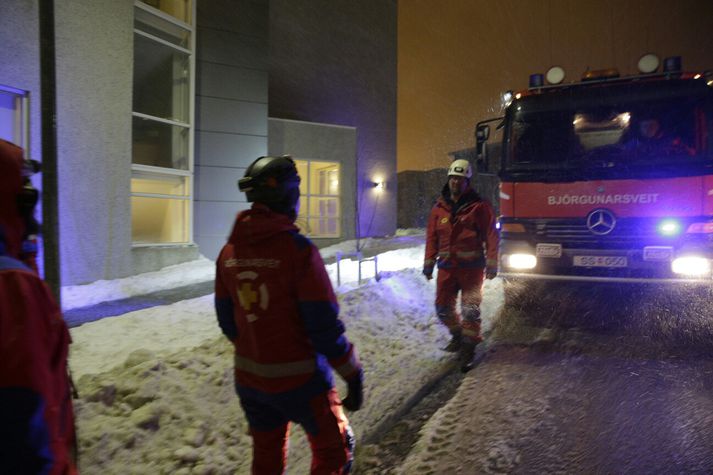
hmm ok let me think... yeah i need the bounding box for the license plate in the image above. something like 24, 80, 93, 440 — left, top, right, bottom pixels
536, 243, 562, 258
643, 246, 673, 261
573, 255, 627, 268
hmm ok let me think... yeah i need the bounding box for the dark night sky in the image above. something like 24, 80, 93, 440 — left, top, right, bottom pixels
398, 0, 713, 171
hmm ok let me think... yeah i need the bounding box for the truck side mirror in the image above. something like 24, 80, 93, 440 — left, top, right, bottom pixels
476, 124, 490, 157
475, 124, 491, 172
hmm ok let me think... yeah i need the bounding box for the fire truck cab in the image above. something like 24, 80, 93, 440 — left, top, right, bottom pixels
477, 56, 713, 283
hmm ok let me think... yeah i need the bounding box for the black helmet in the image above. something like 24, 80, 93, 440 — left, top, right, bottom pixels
238, 155, 301, 218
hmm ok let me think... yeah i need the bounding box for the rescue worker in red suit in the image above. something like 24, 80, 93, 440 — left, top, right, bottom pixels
215, 155, 364, 474
0, 139, 78, 474
423, 159, 499, 372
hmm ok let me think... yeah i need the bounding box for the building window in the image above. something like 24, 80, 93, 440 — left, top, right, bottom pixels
0, 84, 29, 150
294, 160, 341, 238
131, 0, 194, 245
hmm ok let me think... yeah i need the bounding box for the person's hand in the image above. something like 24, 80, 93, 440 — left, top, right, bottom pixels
422, 265, 434, 281
342, 369, 364, 411
485, 267, 498, 280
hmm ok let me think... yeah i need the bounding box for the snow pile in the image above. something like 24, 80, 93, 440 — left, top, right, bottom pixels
71, 269, 484, 474
66, 231, 506, 474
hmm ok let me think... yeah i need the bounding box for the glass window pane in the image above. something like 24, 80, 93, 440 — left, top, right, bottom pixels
131, 195, 188, 243
139, 0, 192, 23
133, 33, 190, 123
308, 197, 340, 237
131, 175, 188, 197
295, 160, 308, 195
132, 116, 189, 170
308, 161, 339, 195
0, 92, 18, 143
135, 6, 191, 48
307, 217, 340, 237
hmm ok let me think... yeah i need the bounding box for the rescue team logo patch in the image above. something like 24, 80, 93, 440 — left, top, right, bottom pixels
440, 217, 449, 224
235, 271, 269, 322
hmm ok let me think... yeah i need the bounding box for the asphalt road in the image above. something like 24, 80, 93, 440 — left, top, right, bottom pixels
359, 279, 713, 474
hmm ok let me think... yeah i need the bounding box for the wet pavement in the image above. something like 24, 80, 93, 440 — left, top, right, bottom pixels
63, 280, 214, 328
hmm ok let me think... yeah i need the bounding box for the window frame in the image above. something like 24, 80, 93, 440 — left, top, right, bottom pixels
295, 158, 342, 239
130, 0, 196, 247
0, 84, 30, 152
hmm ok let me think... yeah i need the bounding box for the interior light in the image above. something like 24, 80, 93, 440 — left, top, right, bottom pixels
515, 93, 522, 100
637, 53, 660, 74
505, 253, 537, 270
657, 219, 681, 236
373, 180, 385, 191
671, 256, 711, 277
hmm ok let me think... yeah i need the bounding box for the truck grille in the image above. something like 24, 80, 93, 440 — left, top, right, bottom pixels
528, 219, 667, 248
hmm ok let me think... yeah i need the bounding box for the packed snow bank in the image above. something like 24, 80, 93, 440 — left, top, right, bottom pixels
60, 257, 215, 311
60, 230, 426, 311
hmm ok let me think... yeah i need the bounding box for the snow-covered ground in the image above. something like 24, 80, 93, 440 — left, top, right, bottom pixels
66, 231, 505, 473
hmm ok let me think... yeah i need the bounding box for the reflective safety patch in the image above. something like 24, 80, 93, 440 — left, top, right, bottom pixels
236, 271, 269, 322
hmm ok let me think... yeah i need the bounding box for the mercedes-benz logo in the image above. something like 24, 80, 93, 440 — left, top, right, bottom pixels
586, 209, 616, 235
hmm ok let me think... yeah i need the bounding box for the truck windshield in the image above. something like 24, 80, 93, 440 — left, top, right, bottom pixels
504, 81, 713, 179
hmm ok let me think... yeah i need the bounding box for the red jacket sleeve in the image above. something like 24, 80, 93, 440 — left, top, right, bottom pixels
476, 200, 499, 266
295, 237, 362, 381
424, 206, 439, 268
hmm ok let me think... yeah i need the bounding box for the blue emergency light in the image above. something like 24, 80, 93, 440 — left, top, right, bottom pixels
657, 219, 682, 236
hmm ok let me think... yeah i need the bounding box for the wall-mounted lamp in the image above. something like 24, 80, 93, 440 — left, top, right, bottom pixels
372, 180, 385, 191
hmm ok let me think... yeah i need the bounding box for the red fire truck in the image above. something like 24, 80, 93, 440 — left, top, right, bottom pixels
476, 56, 713, 283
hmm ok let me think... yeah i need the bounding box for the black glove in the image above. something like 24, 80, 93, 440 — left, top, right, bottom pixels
422, 265, 434, 281
341, 369, 364, 411
485, 266, 498, 280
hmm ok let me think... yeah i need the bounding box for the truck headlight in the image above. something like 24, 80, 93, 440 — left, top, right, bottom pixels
504, 253, 537, 270
671, 256, 711, 277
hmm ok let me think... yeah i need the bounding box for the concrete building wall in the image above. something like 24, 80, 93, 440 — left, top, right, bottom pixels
397, 168, 446, 229
0, 1, 41, 160
268, 118, 357, 247
54, 0, 135, 284
269, 0, 398, 239
194, 0, 269, 260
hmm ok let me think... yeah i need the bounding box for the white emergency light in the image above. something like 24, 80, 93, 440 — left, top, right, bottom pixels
637, 53, 660, 74
546, 66, 565, 85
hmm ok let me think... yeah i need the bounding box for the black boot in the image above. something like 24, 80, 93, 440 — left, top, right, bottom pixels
459, 341, 477, 372
441, 332, 462, 352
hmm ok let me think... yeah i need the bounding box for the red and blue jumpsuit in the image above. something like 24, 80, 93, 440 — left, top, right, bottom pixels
0, 138, 77, 474
424, 186, 499, 344
215, 204, 362, 474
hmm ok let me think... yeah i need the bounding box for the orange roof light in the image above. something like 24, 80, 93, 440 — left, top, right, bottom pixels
581, 68, 620, 81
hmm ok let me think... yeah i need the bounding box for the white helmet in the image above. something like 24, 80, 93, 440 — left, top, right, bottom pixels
448, 159, 472, 179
